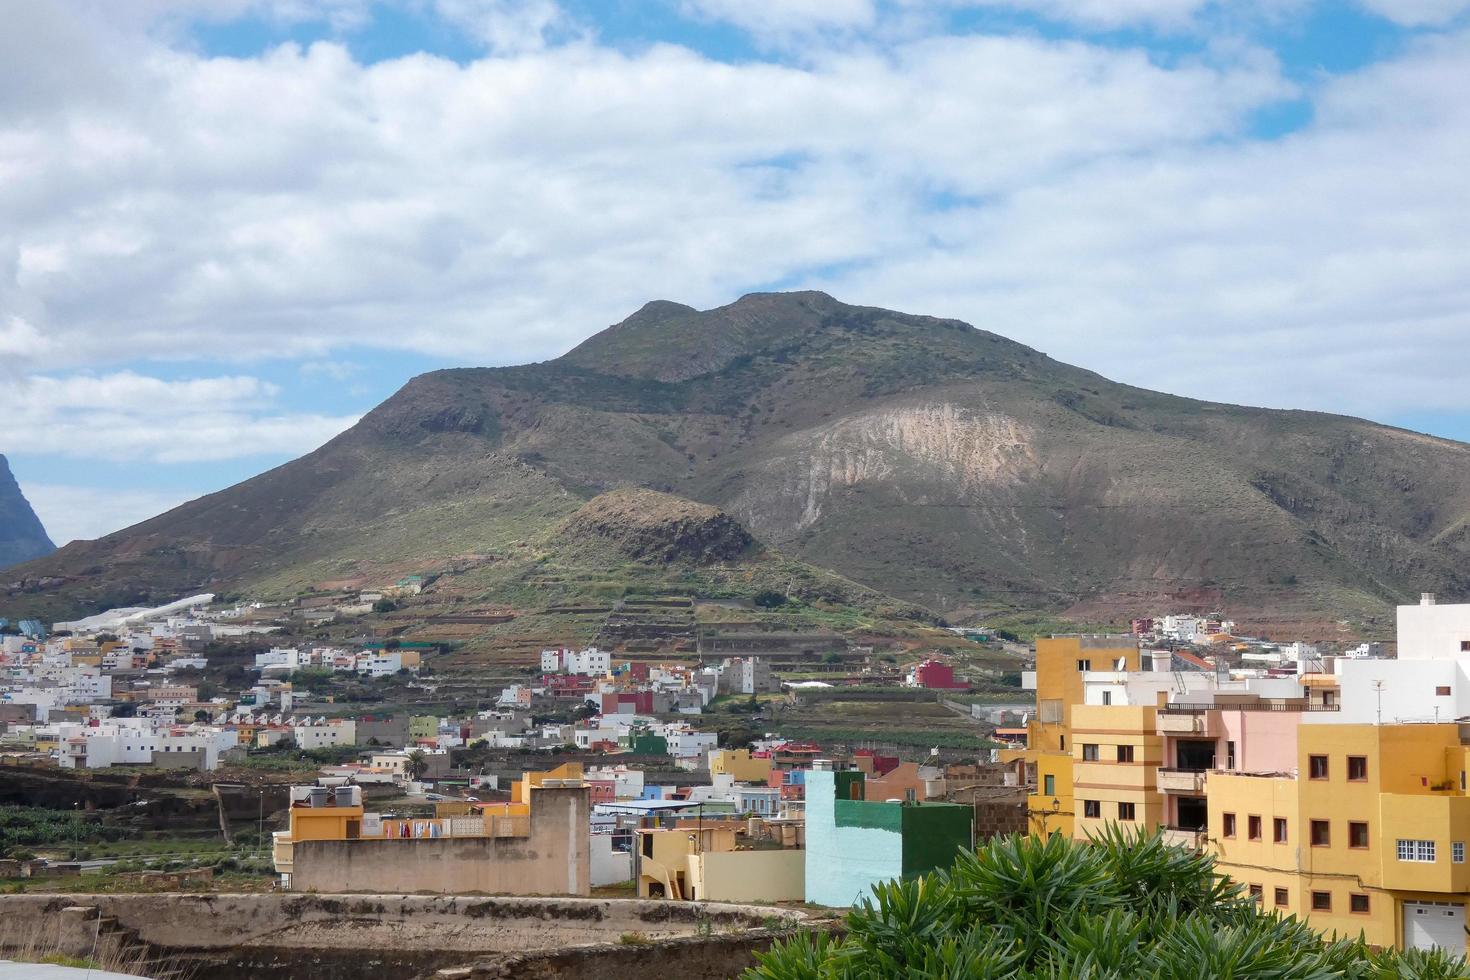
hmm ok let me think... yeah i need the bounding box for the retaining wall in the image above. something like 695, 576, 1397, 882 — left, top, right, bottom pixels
0, 893, 806, 980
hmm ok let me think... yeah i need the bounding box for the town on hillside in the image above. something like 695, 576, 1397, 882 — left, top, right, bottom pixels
3, 587, 1470, 960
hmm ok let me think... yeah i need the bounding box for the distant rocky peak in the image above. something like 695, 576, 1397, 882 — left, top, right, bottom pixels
0, 454, 56, 569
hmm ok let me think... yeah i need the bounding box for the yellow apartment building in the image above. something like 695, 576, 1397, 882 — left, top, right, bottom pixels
1007, 635, 1143, 837
709, 748, 772, 783
1211, 722, 1470, 953
1071, 703, 1165, 839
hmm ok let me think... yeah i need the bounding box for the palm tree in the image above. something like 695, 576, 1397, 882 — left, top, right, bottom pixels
405, 749, 428, 781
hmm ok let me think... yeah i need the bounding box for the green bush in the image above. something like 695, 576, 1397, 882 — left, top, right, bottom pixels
745, 828, 1470, 979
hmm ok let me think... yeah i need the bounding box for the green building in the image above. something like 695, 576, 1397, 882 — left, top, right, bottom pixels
805, 765, 973, 906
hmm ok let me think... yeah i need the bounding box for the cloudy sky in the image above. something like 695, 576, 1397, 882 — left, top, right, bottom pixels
4, 0, 1469, 546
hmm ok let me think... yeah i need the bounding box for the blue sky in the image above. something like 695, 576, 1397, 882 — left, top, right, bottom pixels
4, 0, 1470, 545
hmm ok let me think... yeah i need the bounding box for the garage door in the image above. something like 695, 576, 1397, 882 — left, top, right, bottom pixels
1404, 901, 1466, 952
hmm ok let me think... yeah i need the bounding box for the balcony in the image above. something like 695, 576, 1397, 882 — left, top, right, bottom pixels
1157, 711, 1217, 736
272, 831, 294, 874
1156, 768, 1207, 794
1162, 826, 1206, 850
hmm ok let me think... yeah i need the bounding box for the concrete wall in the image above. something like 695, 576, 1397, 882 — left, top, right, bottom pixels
437, 929, 822, 980
0, 894, 804, 961
591, 833, 634, 886
1221, 710, 1300, 773
293, 786, 591, 895
805, 769, 903, 907
1397, 601, 1470, 660
689, 850, 805, 903
1317, 659, 1466, 726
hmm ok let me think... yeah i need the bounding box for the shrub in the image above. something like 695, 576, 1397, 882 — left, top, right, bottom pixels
744, 828, 1470, 979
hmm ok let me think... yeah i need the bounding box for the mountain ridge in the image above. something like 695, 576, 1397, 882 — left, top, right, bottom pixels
0, 455, 55, 571
6, 292, 1470, 635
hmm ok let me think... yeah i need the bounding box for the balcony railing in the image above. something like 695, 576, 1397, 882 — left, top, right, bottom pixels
1162, 702, 1339, 713
1157, 713, 1217, 735
1156, 768, 1208, 794
1161, 826, 1207, 850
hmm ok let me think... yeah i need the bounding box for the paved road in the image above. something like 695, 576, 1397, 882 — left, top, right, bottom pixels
1, 962, 154, 980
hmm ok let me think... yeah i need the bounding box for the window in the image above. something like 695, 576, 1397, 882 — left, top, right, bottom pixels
1274, 887, 1289, 908
1349, 822, 1369, 849
1308, 755, 1329, 780
1349, 893, 1370, 914
1223, 812, 1237, 838
1455, 842, 1465, 864
1117, 744, 1135, 763
1311, 820, 1331, 847
1436, 685, 1452, 696
1347, 756, 1367, 781
1274, 818, 1288, 844
1082, 743, 1099, 761
1077, 659, 1092, 672
1248, 815, 1262, 841
1462, 641, 1470, 652
1044, 774, 1055, 797
1226, 740, 1236, 770
1083, 799, 1101, 818
1249, 884, 1263, 904
1101, 690, 1112, 705
1311, 891, 1332, 912
1118, 801, 1136, 821
1397, 839, 1437, 862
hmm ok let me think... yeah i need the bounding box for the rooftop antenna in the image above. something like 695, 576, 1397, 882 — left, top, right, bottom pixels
1372, 680, 1385, 726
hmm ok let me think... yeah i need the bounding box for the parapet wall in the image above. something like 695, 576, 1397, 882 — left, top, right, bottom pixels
0, 893, 805, 973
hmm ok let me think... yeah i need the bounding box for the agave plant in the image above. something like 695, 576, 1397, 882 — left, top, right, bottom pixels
742, 831, 1470, 980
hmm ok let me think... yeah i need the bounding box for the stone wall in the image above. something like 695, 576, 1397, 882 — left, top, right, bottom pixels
0, 893, 806, 980
293, 785, 591, 895
434, 931, 795, 980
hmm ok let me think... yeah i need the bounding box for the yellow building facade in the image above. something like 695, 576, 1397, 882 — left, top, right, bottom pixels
709, 748, 772, 783
1212, 723, 1470, 952
1008, 635, 1142, 837
1071, 704, 1165, 840
1014, 636, 1470, 955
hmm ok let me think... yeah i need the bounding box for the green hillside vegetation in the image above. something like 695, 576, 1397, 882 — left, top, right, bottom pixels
9, 292, 1470, 640
747, 830, 1470, 979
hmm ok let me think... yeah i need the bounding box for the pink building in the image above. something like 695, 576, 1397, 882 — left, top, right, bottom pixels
912, 660, 969, 690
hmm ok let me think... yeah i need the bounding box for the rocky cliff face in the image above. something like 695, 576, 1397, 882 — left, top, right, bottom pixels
8, 292, 1470, 628
0, 455, 54, 570
553, 489, 756, 565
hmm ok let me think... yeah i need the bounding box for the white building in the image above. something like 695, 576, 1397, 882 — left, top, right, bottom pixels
1396, 594, 1470, 661
356, 652, 403, 677
292, 719, 357, 750
256, 647, 301, 671
540, 647, 611, 676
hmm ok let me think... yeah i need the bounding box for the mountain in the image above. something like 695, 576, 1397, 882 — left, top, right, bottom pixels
7, 291, 1470, 637
0, 455, 55, 570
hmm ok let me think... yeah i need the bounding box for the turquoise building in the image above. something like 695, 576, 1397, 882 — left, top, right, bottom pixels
805, 765, 973, 907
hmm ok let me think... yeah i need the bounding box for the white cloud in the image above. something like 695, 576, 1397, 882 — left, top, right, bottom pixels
1356, 0, 1470, 26
0, 317, 55, 361
432, 0, 577, 53
0, 2, 1467, 445
932, 0, 1209, 30
679, 0, 877, 37
5, 372, 360, 463
18, 483, 203, 546
811, 30, 1470, 419
1, 7, 1289, 375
